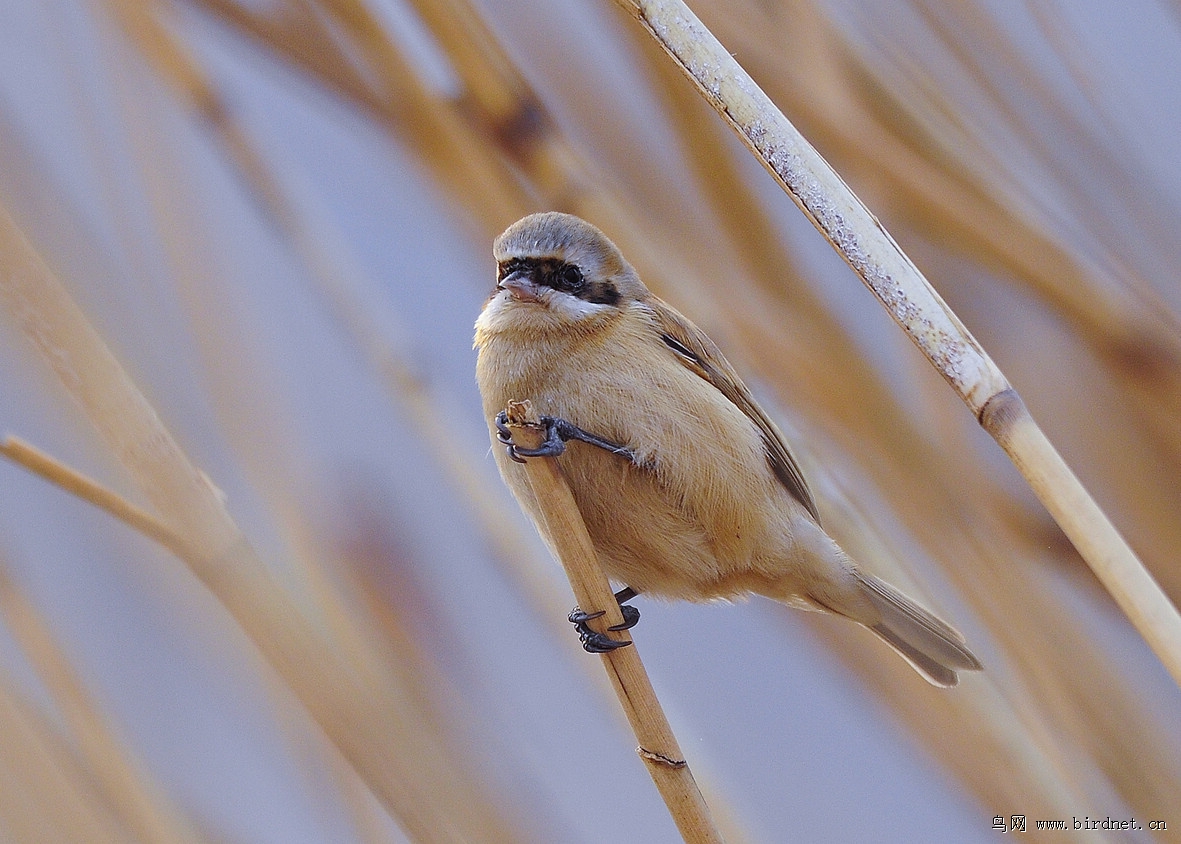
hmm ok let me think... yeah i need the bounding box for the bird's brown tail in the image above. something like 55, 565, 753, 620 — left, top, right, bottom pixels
857, 573, 983, 687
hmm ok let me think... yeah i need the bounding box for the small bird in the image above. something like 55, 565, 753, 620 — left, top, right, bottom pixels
474, 212, 982, 687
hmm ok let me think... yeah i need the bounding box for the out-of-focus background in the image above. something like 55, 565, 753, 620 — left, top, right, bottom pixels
1, 0, 1179, 841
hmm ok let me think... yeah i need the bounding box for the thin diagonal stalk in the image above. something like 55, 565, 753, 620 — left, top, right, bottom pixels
610, 0, 1181, 687
503, 400, 724, 844
1, 436, 186, 556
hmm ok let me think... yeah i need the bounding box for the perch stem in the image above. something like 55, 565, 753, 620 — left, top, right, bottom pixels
503, 400, 723, 844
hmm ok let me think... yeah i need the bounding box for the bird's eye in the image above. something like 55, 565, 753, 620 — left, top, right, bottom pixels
558, 263, 584, 291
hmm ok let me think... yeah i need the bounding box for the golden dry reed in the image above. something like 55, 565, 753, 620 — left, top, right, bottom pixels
503, 400, 724, 844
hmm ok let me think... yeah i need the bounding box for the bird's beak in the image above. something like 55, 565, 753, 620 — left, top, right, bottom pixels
497, 271, 544, 303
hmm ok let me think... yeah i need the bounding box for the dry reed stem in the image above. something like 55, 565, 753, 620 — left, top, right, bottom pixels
611, 0, 1181, 688
980, 390, 1181, 666
0, 201, 522, 842
903, 2, 1181, 467
503, 400, 724, 844
0, 436, 187, 557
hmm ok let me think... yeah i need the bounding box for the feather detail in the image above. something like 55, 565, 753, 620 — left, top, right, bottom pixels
644, 297, 823, 523
857, 573, 983, 687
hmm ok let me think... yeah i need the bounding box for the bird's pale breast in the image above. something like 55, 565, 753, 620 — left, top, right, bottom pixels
477, 306, 800, 599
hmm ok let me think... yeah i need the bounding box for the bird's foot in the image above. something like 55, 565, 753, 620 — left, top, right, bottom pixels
495, 410, 633, 464
568, 588, 641, 653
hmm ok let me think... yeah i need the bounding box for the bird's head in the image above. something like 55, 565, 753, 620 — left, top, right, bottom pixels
479, 212, 648, 338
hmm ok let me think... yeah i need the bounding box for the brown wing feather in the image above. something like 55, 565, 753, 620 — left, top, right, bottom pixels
642, 297, 823, 524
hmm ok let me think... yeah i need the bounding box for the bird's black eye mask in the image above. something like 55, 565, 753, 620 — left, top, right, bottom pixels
498, 257, 620, 306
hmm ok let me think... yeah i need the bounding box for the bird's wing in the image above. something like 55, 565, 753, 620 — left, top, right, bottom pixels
644, 297, 822, 524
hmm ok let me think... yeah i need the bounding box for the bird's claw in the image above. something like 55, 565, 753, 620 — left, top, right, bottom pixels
615, 604, 641, 630
568, 608, 634, 653
566, 609, 633, 651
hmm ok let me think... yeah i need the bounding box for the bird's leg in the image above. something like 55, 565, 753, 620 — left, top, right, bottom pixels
495, 410, 634, 464
552, 418, 635, 460
569, 587, 642, 653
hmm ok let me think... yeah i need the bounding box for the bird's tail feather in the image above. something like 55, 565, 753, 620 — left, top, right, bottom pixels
857, 573, 983, 687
